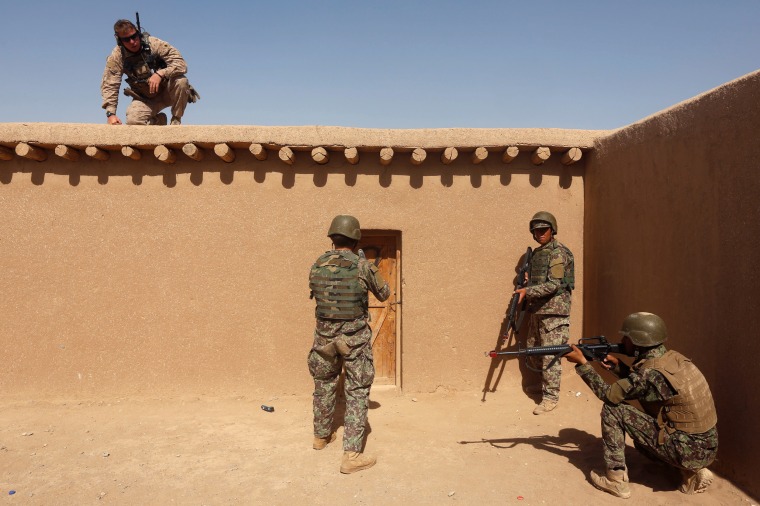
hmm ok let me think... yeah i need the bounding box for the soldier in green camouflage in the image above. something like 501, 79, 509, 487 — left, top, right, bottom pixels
514, 211, 575, 415
564, 312, 719, 498
307, 215, 390, 474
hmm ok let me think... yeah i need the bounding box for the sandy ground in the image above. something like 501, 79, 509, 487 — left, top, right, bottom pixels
0, 372, 756, 506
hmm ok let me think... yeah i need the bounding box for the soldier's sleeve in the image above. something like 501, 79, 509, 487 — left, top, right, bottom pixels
608, 367, 674, 404
101, 49, 123, 114
150, 37, 188, 79
362, 261, 390, 302
575, 363, 612, 402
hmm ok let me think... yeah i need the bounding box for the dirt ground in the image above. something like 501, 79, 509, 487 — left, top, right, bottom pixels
0, 371, 755, 506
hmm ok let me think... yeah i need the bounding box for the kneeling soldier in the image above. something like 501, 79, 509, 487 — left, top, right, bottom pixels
564, 312, 718, 498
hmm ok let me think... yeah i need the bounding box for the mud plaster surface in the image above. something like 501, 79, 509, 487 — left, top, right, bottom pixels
0, 371, 753, 505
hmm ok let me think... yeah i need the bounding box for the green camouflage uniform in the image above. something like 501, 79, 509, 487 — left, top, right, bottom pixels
307, 250, 390, 452
524, 239, 574, 402
575, 345, 718, 471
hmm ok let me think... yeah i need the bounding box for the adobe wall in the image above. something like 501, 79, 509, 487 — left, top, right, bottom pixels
0, 125, 596, 398
586, 70, 760, 496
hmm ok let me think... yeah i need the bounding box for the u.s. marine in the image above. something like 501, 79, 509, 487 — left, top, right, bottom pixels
101, 17, 199, 126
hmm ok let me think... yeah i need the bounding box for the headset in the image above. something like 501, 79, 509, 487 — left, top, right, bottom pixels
113, 12, 149, 53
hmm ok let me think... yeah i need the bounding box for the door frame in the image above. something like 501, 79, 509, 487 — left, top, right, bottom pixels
361, 230, 402, 391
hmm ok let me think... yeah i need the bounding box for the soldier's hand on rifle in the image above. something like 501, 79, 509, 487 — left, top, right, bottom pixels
564, 344, 587, 365
514, 287, 527, 304
600, 354, 619, 370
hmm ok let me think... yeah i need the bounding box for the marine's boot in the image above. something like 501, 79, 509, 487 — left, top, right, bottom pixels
312, 433, 336, 450
532, 399, 557, 415
680, 468, 714, 494
340, 451, 376, 474
590, 467, 631, 499
148, 112, 167, 126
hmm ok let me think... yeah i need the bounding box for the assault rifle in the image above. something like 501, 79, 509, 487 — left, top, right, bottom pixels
504, 247, 532, 336
134, 11, 166, 76
487, 335, 626, 372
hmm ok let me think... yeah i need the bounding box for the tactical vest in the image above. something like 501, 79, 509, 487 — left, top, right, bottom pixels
636, 350, 718, 436
529, 240, 575, 293
309, 251, 366, 320
121, 35, 167, 98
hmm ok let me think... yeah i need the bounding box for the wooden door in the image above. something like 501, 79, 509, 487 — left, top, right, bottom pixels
358, 233, 400, 386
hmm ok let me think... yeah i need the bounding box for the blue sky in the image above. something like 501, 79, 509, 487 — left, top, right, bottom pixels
1, 0, 758, 129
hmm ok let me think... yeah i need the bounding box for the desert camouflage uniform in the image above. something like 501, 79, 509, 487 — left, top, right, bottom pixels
307, 250, 390, 452
101, 35, 191, 124
576, 345, 718, 471
524, 239, 574, 402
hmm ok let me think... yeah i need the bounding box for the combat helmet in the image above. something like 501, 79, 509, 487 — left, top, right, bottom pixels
529, 211, 558, 234
619, 312, 668, 347
327, 215, 361, 241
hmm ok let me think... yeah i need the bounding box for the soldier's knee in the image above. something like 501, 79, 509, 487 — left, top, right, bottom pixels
169, 76, 189, 93
601, 402, 627, 421
125, 105, 151, 125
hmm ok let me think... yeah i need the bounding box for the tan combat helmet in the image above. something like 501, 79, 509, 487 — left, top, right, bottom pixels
529, 211, 558, 234
327, 215, 361, 241
619, 312, 668, 347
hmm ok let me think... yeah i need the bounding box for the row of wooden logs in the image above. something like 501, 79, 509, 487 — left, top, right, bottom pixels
2, 143, 582, 166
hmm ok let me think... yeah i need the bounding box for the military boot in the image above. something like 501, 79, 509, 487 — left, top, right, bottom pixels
148, 113, 167, 126
532, 399, 557, 415
590, 467, 631, 499
340, 451, 376, 474
680, 468, 713, 494
313, 433, 336, 450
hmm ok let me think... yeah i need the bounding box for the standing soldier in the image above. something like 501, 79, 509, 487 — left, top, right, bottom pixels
101, 16, 199, 126
564, 313, 718, 498
514, 211, 575, 415
308, 215, 390, 473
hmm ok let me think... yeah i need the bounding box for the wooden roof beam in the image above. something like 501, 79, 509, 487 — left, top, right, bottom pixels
214, 143, 235, 163
154, 145, 176, 164
54, 145, 80, 162
472, 147, 488, 164
441, 147, 458, 165
531, 147, 550, 165
312, 147, 329, 165
344, 147, 359, 165
561, 147, 583, 165
411, 148, 426, 165
380, 147, 394, 166
121, 146, 141, 160
502, 146, 519, 163
279, 147, 295, 165
183, 143, 205, 161
249, 143, 267, 161
85, 146, 109, 161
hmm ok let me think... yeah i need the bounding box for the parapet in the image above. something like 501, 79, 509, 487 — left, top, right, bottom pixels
0, 123, 610, 168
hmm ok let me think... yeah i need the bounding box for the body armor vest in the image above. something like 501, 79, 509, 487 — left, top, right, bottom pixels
529, 241, 575, 292
636, 350, 718, 435
121, 34, 167, 99
309, 251, 366, 320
